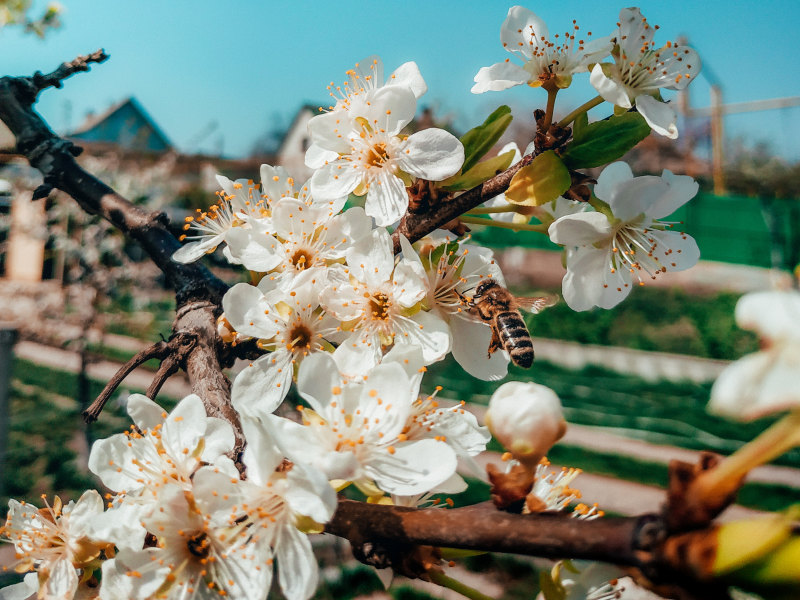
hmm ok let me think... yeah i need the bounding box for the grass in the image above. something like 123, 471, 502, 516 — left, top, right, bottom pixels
424, 356, 800, 469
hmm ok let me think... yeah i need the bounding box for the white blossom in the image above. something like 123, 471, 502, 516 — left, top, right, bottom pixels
549, 162, 699, 311
589, 7, 701, 138
267, 352, 458, 497
472, 5, 612, 93
709, 291, 800, 420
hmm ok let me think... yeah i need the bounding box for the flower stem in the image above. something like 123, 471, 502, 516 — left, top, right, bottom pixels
695, 409, 800, 501
541, 87, 559, 131
459, 215, 548, 234
466, 205, 524, 215
428, 570, 498, 600
557, 95, 604, 128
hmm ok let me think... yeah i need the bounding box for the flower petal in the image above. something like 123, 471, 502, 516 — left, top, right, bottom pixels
397, 128, 465, 181
471, 61, 530, 93
276, 524, 319, 600
231, 351, 294, 418
548, 211, 612, 246
449, 316, 509, 381
364, 170, 408, 227
635, 94, 678, 139
389, 61, 427, 98
589, 63, 631, 108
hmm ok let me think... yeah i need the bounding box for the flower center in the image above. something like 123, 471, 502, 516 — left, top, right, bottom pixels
290, 248, 314, 270
186, 531, 211, 558
366, 142, 390, 167
368, 293, 391, 321
288, 323, 313, 351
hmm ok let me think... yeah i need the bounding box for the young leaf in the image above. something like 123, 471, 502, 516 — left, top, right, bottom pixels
561, 112, 650, 169
572, 111, 589, 143
459, 105, 513, 174
440, 149, 515, 191
505, 151, 571, 206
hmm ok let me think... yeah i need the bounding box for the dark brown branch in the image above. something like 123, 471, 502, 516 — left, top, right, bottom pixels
30, 49, 109, 95
326, 500, 652, 565
83, 341, 170, 422
392, 154, 533, 252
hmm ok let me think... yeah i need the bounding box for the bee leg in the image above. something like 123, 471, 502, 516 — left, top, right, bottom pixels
487, 328, 502, 357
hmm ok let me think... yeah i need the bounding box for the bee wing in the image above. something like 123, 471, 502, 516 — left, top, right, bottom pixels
516, 294, 559, 314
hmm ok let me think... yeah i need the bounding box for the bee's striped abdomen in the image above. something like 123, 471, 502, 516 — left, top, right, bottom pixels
496, 310, 534, 368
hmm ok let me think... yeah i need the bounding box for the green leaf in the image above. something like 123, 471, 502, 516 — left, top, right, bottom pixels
538, 571, 566, 600
459, 105, 513, 173
561, 112, 651, 169
505, 150, 571, 206
572, 111, 589, 143
440, 150, 515, 191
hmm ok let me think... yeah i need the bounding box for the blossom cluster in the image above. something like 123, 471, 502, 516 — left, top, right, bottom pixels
1, 4, 714, 600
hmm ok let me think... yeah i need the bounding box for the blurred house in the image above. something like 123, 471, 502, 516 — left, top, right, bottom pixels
69, 97, 172, 153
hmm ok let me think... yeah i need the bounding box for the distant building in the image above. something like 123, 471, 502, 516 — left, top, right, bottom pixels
274, 104, 320, 183
69, 97, 172, 153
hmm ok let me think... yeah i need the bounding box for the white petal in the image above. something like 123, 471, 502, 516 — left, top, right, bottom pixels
392, 259, 428, 308
332, 333, 383, 378
471, 61, 530, 93
201, 417, 236, 462
607, 174, 668, 221
223, 282, 281, 339
41, 557, 78, 600
224, 227, 284, 272
389, 61, 427, 98
647, 169, 699, 219
260, 164, 295, 201
125, 393, 165, 430
398, 310, 452, 364
239, 417, 284, 483
736, 291, 800, 342
561, 246, 631, 311
310, 161, 362, 202
593, 161, 634, 202
500, 5, 549, 59
285, 462, 338, 524
346, 228, 395, 287
171, 235, 224, 264
649, 230, 700, 273
548, 212, 612, 246
364, 170, 408, 227
357, 85, 417, 135
368, 439, 458, 496
297, 351, 343, 415
276, 524, 319, 600
99, 550, 169, 600
636, 94, 678, 139
616, 7, 654, 64
307, 110, 353, 154
397, 128, 465, 181
0, 577, 38, 600
305, 142, 340, 169
322, 207, 373, 259
449, 316, 509, 381
589, 63, 631, 108
232, 351, 294, 418
161, 393, 208, 459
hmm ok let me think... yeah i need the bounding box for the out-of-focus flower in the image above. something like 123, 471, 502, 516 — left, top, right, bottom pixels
549, 162, 699, 311
709, 291, 800, 420
472, 6, 612, 93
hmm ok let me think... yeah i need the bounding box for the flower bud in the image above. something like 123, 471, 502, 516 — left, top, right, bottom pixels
484, 381, 567, 467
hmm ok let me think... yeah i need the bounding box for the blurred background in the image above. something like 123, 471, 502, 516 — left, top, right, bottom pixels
1, 1, 799, 598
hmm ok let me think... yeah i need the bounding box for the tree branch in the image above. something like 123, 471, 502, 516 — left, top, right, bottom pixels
392, 154, 533, 252
0, 54, 242, 452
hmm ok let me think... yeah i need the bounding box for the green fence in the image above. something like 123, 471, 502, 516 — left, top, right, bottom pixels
472, 193, 800, 270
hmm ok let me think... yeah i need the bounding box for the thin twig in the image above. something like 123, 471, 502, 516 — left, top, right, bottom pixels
145, 355, 180, 400
30, 49, 109, 96
83, 341, 170, 422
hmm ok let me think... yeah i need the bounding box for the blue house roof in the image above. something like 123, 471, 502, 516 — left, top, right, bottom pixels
69, 97, 172, 152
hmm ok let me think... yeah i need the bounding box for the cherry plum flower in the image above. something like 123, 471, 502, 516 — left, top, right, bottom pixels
709, 291, 800, 420
1, 491, 111, 600
307, 85, 464, 226
267, 352, 459, 497
590, 7, 701, 138
472, 5, 612, 93
224, 276, 340, 417
320, 228, 451, 378
548, 162, 699, 311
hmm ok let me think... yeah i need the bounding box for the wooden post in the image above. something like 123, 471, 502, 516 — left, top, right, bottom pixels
0, 324, 18, 500
710, 84, 726, 196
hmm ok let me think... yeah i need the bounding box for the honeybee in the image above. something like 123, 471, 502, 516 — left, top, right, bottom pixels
459, 279, 557, 368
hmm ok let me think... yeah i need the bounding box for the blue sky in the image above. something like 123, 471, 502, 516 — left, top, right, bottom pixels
4, 0, 800, 159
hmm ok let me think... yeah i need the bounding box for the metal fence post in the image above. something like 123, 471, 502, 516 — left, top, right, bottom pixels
0, 324, 18, 501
